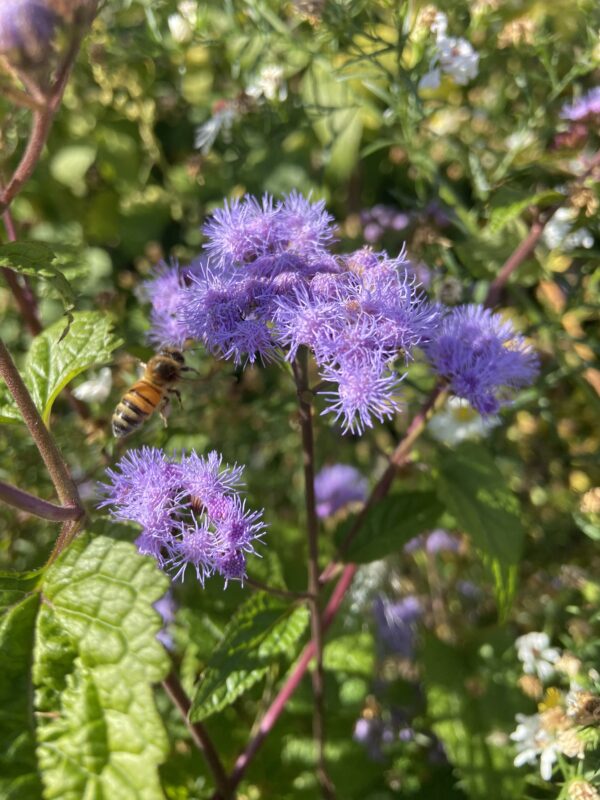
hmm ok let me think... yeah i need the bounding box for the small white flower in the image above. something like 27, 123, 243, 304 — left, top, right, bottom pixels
543, 207, 594, 251
428, 397, 499, 445
431, 11, 448, 39
178, 0, 198, 24
195, 104, 238, 154
168, 14, 192, 44
246, 65, 287, 102
511, 713, 558, 781
516, 632, 561, 682
72, 368, 112, 403
437, 36, 480, 85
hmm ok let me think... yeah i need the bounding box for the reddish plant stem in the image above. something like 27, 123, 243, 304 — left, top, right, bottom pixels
2, 208, 43, 335
292, 353, 335, 799
162, 672, 231, 800
219, 160, 600, 789
0, 478, 81, 522
486, 148, 600, 308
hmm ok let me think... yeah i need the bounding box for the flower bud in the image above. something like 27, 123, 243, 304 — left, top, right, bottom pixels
0, 0, 57, 68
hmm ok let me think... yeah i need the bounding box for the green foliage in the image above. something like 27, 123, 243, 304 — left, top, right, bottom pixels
190, 592, 309, 722
0, 537, 170, 800
35, 536, 170, 800
335, 491, 444, 563
436, 442, 524, 613
0, 312, 121, 424
0, 242, 76, 316
422, 634, 525, 800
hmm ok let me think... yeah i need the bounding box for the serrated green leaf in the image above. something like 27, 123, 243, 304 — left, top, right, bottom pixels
335, 491, 443, 564
189, 593, 309, 722
436, 442, 524, 614
0, 311, 122, 425
34, 536, 170, 800
0, 242, 76, 315
0, 594, 43, 800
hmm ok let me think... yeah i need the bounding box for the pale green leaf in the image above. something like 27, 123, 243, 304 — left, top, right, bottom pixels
488, 190, 562, 235
34, 536, 170, 800
0, 242, 76, 315
0, 594, 43, 800
16, 311, 121, 425
189, 593, 309, 722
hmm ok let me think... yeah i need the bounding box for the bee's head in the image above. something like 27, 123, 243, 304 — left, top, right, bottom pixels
159, 347, 185, 365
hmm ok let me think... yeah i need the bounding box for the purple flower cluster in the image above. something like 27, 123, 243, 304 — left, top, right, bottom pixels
374, 595, 423, 659
314, 463, 368, 519
423, 304, 539, 415
144, 193, 538, 433
360, 205, 410, 244
144, 192, 439, 435
0, 0, 57, 66
99, 447, 266, 585
561, 87, 600, 122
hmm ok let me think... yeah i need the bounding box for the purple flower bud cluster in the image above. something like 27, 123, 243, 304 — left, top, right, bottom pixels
314, 463, 368, 519
0, 0, 57, 67
360, 205, 410, 244
423, 304, 539, 416
144, 193, 539, 433
98, 447, 266, 586
374, 595, 423, 659
561, 87, 600, 122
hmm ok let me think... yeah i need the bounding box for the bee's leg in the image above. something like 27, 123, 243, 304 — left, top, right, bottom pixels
158, 396, 171, 427
169, 388, 183, 407
181, 365, 201, 376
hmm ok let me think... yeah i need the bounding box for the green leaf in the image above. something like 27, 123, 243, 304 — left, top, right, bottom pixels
189, 593, 309, 722
0, 311, 122, 425
0, 594, 43, 800
436, 442, 524, 614
488, 190, 561, 235
324, 632, 374, 676
422, 634, 525, 800
335, 491, 444, 564
0, 570, 43, 616
0, 242, 76, 316
34, 535, 170, 800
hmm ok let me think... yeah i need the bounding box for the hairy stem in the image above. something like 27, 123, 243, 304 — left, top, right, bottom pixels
162, 672, 231, 800
292, 352, 335, 799
0, 478, 81, 522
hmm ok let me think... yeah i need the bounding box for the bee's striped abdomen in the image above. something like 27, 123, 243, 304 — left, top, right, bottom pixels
111, 379, 164, 438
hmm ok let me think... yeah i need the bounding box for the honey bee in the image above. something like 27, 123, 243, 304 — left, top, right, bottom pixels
112, 347, 189, 438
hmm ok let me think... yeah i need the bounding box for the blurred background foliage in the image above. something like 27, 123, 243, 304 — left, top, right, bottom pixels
1, 0, 600, 798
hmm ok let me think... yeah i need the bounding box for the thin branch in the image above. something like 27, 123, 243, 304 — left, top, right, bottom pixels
0, 340, 82, 516
162, 672, 231, 800
0, 110, 54, 215
292, 352, 336, 800
486, 148, 600, 308
2, 207, 43, 335
0, 479, 81, 522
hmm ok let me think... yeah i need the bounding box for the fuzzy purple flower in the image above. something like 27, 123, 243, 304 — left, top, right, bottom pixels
374, 595, 423, 659
99, 447, 266, 586
0, 0, 57, 67
142, 259, 205, 347
314, 464, 368, 519
423, 304, 539, 415
561, 88, 600, 122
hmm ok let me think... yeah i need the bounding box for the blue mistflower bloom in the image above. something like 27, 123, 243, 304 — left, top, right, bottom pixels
561, 87, 600, 122
314, 464, 368, 519
0, 0, 57, 67
373, 595, 423, 659
424, 304, 539, 415
99, 447, 266, 586
144, 192, 439, 434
